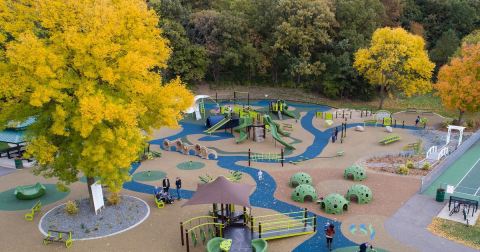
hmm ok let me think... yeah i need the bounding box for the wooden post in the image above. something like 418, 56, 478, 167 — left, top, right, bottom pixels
221, 204, 224, 224
180, 222, 184, 245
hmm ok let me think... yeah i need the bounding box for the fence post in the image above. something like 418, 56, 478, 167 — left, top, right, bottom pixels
250, 216, 254, 235
248, 149, 251, 167
186, 231, 190, 252
259, 222, 262, 238
281, 149, 284, 167
180, 222, 184, 246
304, 208, 308, 227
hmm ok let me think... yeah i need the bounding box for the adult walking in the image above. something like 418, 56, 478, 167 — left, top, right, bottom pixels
162, 176, 170, 193
325, 223, 335, 251
175, 177, 182, 200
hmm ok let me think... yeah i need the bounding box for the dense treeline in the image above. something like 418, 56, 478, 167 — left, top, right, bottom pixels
149, 0, 480, 100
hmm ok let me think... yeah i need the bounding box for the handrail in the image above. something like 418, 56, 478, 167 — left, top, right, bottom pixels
186, 222, 224, 232
183, 216, 216, 227
252, 210, 305, 221
252, 217, 315, 232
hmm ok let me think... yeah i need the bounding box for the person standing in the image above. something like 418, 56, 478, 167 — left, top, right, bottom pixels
334, 127, 339, 140
331, 131, 336, 143
359, 242, 372, 252
175, 177, 182, 200
162, 176, 170, 193
257, 170, 263, 181
415, 116, 420, 126
325, 223, 335, 251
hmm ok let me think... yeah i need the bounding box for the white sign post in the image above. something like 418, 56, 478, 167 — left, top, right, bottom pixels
91, 182, 105, 215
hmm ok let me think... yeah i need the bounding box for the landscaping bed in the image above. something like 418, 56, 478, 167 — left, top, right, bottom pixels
428, 217, 480, 250
39, 195, 149, 240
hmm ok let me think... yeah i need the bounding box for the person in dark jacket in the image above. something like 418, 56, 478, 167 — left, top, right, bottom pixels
162, 176, 170, 193
359, 242, 372, 252
175, 177, 182, 200
325, 223, 335, 251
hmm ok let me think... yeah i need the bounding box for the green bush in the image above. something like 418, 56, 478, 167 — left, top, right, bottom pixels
65, 200, 79, 215
397, 165, 410, 175
422, 162, 431, 170
56, 182, 70, 192
406, 160, 415, 169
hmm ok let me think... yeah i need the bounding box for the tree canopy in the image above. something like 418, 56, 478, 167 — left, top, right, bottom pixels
354, 27, 435, 108
0, 0, 193, 201
436, 44, 480, 122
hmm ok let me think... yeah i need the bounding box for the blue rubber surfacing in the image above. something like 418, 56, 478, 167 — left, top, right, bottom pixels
126, 102, 417, 251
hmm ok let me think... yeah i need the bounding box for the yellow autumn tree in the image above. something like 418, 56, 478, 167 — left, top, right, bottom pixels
354, 27, 435, 109
0, 0, 193, 204
436, 44, 480, 123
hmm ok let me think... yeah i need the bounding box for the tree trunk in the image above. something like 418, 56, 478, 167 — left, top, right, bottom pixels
458, 110, 465, 125
378, 84, 386, 109
86, 176, 95, 211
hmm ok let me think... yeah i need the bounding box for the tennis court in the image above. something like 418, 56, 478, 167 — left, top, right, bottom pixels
423, 138, 480, 199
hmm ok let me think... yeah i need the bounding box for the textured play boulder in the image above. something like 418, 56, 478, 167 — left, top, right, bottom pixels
345, 184, 372, 204
291, 184, 318, 203
289, 172, 313, 187
344, 165, 366, 181
318, 193, 349, 215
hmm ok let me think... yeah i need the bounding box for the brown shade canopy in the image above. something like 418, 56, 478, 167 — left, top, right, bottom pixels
182, 176, 254, 208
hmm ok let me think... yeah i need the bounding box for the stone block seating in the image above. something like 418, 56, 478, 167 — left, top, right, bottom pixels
355, 125, 365, 132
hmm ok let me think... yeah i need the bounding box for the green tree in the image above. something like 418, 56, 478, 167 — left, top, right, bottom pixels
161, 20, 209, 83
0, 0, 193, 206
430, 29, 460, 66
354, 27, 435, 109
273, 0, 335, 84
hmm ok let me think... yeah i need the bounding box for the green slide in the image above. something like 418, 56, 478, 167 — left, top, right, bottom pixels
14, 183, 46, 200
234, 117, 252, 143
264, 115, 295, 150
251, 238, 268, 252
282, 109, 296, 119
204, 117, 231, 134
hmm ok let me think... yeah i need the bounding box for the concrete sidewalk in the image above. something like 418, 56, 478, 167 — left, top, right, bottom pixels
385, 194, 477, 252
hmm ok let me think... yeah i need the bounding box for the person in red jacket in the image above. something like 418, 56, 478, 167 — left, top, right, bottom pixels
325, 223, 335, 251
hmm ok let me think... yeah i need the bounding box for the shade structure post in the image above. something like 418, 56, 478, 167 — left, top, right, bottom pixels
185, 230, 190, 252
258, 222, 262, 238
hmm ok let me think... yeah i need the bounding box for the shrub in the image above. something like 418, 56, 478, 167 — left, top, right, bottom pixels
56, 182, 70, 192
65, 200, 79, 215
422, 162, 431, 170
406, 160, 415, 169
107, 192, 121, 205
397, 165, 410, 175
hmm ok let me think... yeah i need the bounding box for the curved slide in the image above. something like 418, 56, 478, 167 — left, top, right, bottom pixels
205, 117, 231, 134
234, 117, 252, 143
264, 115, 295, 150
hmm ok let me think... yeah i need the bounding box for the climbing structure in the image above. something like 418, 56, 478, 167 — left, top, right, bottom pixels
289, 172, 313, 187
291, 184, 318, 202
318, 193, 349, 215
163, 139, 218, 160
345, 184, 372, 204
344, 165, 367, 181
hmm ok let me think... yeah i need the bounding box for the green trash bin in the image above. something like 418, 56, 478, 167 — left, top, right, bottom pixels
436, 188, 445, 202
14, 159, 23, 169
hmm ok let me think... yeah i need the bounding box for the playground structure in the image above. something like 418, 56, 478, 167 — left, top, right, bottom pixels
318, 193, 350, 215
163, 139, 218, 160
184, 95, 219, 120
344, 165, 367, 181
289, 172, 313, 187
269, 100, 296, 120
14, 182, 46, 200
291, 184, 318, 203
180, 216, 225, 251
346, 184, 373, 204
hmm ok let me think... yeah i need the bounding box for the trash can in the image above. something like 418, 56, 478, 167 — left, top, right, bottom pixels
14, 159, 23, 169
436, 188, 445, 202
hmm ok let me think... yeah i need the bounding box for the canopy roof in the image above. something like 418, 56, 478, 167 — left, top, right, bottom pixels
0, 130, 25, 144
183, 176, 254, 208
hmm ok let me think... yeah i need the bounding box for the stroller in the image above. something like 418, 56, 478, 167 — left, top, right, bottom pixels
154, 187, 175, 204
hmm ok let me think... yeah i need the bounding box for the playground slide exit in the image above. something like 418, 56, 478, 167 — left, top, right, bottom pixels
264, 115, 295, 150
204, 117, 231, 134
234, 118, 252, 143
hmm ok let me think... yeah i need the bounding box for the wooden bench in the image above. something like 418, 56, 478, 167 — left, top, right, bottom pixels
406, 107, 417, 113
43, 230, 73, 248
24, 200, 41, 221
379, 135, 400, 145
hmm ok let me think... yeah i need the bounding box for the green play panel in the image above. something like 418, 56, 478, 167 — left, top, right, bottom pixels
333, 246, 388, 252
176, 161, 205, 170
0, 184, 69, 211
132, 170, 166, 182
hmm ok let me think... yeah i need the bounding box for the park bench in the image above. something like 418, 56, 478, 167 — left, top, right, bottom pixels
422, 110, 433, 115
379, 135, 400, 145
24, 200, 42, 221
43, 230, 73, 248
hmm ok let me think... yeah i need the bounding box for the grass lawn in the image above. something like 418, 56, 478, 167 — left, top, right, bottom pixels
428, 217, 480, 250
